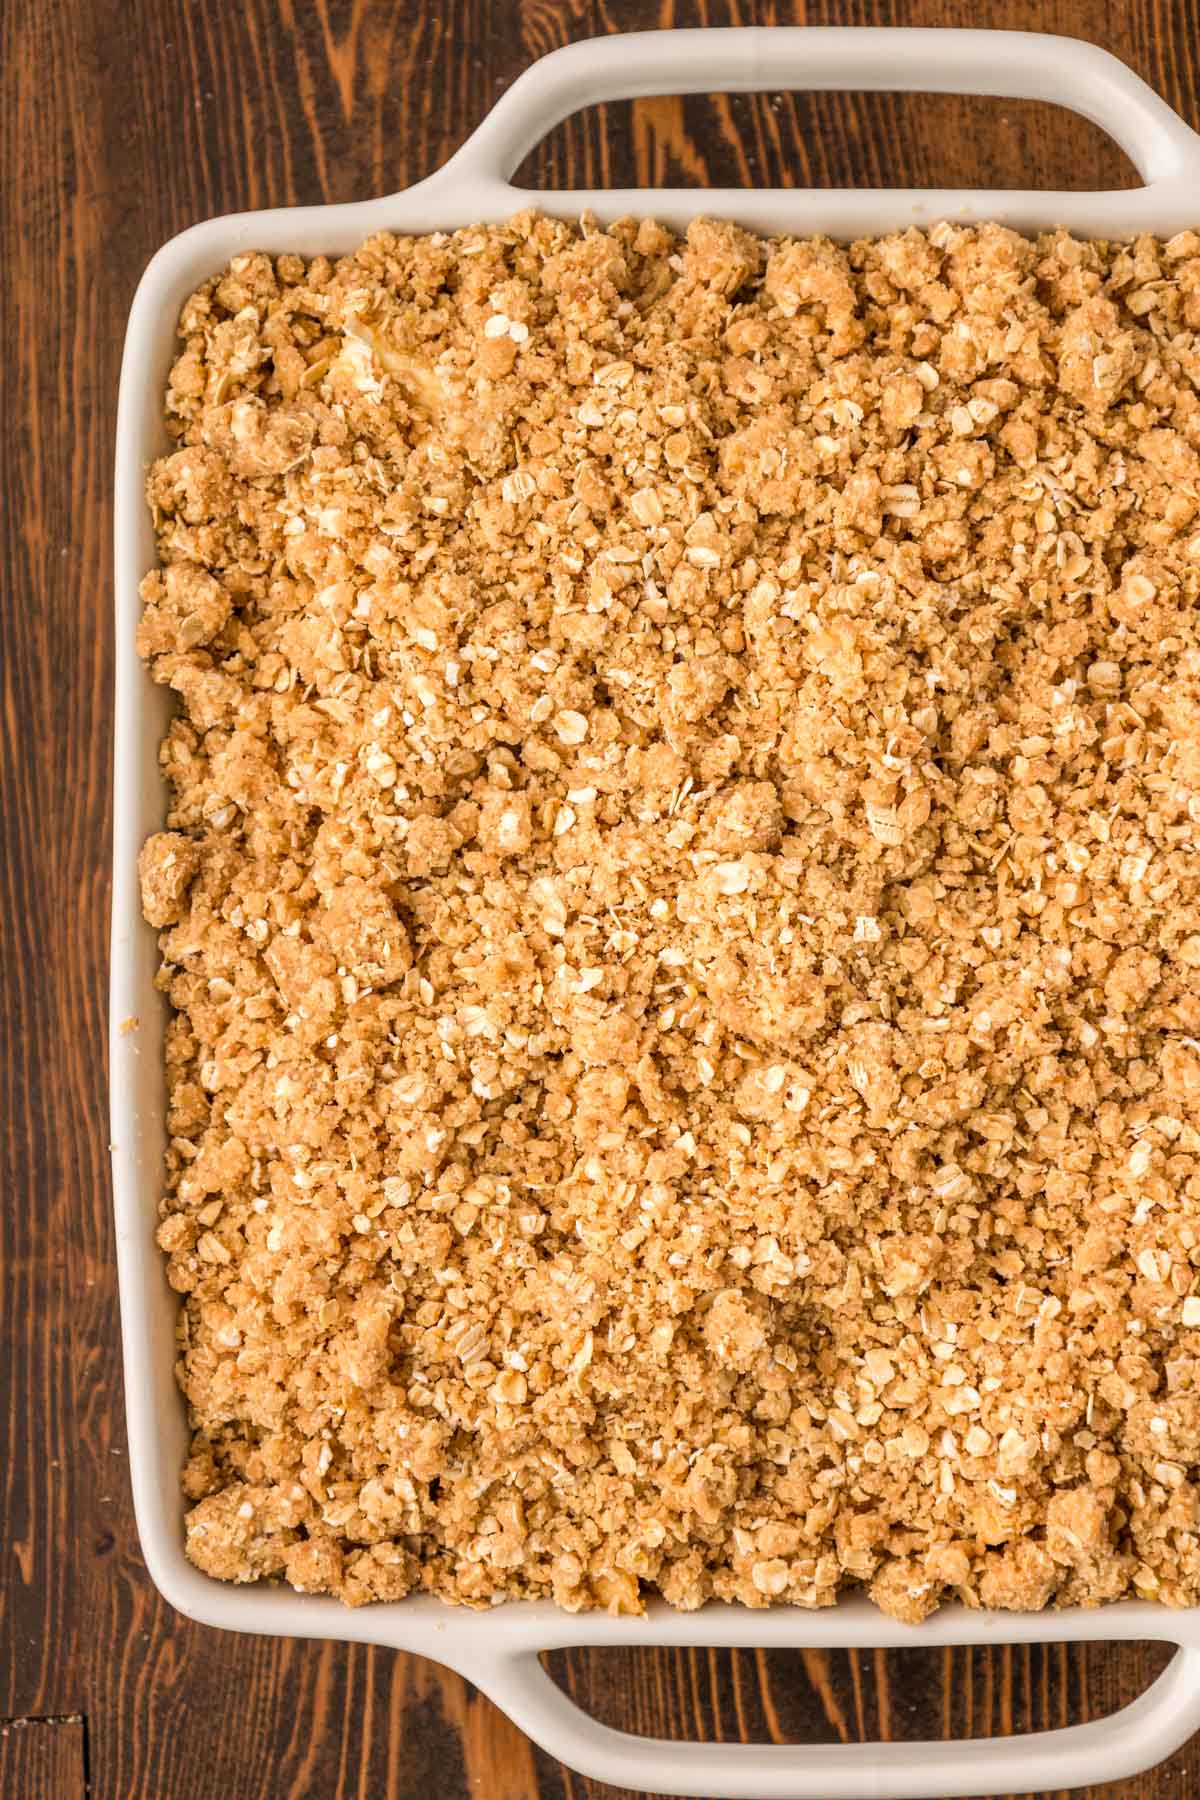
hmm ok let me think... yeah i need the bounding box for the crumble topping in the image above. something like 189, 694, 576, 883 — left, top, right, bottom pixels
140, 213, 1200, 1618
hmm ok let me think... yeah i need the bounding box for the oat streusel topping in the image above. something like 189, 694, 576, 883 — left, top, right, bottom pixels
140, 213, 1200, 1618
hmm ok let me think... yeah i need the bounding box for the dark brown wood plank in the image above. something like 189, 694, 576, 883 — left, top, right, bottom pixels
5, 0, 1200, 1794
0, 1721, 87, 1800
0, 0, 87, 1728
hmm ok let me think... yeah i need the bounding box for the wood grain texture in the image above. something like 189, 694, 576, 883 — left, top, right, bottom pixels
3, 0, 1200, 1794
0, 1720, 87, 1800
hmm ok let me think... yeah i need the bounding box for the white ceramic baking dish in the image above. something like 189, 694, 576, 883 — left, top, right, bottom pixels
112, 27, 1200, 1797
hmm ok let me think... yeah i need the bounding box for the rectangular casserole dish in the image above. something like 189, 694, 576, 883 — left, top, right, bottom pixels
111, 28, 1200, 1797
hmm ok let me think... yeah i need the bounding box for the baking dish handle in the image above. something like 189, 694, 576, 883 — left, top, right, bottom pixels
426, 26, 1200, 204
466, 1640, 1200, 1799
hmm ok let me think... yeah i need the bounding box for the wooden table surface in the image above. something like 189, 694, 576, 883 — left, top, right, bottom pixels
5, 0, 1200, 1795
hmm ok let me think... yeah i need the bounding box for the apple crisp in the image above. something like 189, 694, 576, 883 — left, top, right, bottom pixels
140, 213, 1200, 1619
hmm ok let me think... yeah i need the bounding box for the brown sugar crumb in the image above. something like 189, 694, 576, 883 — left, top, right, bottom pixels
141, 216, 1200, 1617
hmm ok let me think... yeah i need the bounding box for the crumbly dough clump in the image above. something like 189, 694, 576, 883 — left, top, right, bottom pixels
141, 213, 1200, 1619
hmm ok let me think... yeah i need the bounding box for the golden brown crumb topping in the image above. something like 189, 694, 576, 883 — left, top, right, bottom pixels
141, 213, 1200, 1619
